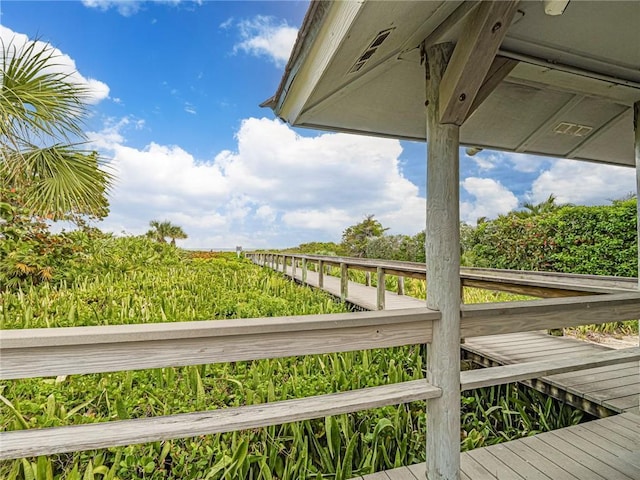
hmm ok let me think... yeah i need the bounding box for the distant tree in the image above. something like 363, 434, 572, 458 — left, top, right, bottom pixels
341, 215, 388, 257
517, 194, 561, 217
146, 220, 186, 245
168, 225, 188, 246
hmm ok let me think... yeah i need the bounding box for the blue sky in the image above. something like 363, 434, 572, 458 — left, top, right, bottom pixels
2, 0, 634, 248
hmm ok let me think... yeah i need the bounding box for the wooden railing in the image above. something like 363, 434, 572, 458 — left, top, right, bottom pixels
2, 285, 639, 460
245, 252, 637, 307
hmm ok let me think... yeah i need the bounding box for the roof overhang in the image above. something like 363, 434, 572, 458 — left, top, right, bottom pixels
265, 1, 640, 167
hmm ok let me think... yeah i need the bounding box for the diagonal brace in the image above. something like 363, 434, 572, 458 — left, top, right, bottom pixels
439, 0, 520, 125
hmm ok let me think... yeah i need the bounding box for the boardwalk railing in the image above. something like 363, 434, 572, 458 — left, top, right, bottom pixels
246, 253, 637, 309
2, 265, 639, 460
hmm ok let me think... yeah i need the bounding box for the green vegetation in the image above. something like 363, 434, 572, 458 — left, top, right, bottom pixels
463, 197, 637, 277
1, 37, 112, 222
341, 215, 387, 258
1, 236, 583, 479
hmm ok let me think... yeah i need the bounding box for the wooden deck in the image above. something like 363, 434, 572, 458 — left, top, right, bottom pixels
463, 332, 639, 416
281, 263, 639, 417
357, 413, 640, 480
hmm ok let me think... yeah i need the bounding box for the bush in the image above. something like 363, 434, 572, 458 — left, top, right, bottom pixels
465, 198, 637, 277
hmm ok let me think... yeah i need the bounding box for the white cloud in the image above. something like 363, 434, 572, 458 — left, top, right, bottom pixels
184, 103, 197, 114
92, 117, 425, 248
466, 152, 498, 171
460, 177, 519, 224
232, 16, 298, 67
0, 25, 109, 105
219, 17, 234, 30
81, 0, 197, 16
505, 153, 551, 173
529, 159, 635, 205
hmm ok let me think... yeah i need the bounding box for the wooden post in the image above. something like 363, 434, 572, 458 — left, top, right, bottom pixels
634, 101, 639, 351
302, 258, 307, 284
340, 262, 348, 302
365, 271, 371, 287
376, 267, 385, 310
282, 256, 287, 274
397, 276, 405, 296
318, 260, 324, 288
291, 257, 296, 278
425, 42, 461, 480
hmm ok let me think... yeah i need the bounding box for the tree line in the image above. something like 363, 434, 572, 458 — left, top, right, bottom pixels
289, 196, 637, 278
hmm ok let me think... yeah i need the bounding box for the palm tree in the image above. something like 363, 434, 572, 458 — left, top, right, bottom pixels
518, 194, 560, 218
1, 38, 112, 220
146, 220, 173, 244
146, 220, 187, 245
167, 225, 187, 246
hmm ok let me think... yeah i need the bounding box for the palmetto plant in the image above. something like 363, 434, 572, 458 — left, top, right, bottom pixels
0, 37, 112, 220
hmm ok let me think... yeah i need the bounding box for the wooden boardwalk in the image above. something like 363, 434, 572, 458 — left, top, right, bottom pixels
282, 264, 639, 416
357, 413, 640, 480
265, 261, 640, 479
463, 333, 639, 416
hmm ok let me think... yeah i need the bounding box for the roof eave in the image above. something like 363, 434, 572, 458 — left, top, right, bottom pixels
260, 1, 329, 116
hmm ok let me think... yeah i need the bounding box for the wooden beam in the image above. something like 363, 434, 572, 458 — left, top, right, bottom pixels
420, 2, 480, 50
0, 308, 437, 379
461, 292, 640, 338
439, 1, 520, 125
425, 42, 460, 480
0, 380, 442, 460
461, 347, 640, 390
465, 56, 518, 121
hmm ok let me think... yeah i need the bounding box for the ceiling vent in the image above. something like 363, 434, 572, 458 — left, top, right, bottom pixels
553, 122, 593, 137
349, 28, 394, 74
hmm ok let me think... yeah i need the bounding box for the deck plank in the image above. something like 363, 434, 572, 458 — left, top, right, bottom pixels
501, 440, 582, 480
480, 443, 552, 479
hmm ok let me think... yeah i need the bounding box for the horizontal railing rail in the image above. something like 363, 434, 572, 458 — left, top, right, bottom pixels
2, 293, 638, 380
246, 252, 637, 299
2, 343, 638, 459
0, 308, 438, 379
0, 381, 444, 460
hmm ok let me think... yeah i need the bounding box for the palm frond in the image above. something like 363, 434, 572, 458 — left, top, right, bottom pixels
2, 145, 113, 220
1, 38, 89, 146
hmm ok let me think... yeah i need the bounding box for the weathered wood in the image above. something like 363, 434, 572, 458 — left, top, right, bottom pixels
421, 2, 479, 50
247, 253, 637, 294
318, 260, 324, 288
635, 100, 640, 356
246, 253, 637, 296
466, 56, 518, 121
365, 271, 371, 287
460, 347, 640, 390
302, 258, 307, 284
377, 267, 385, 310
397, 276, 405, 296
0, 309, 438, 379
291, 258, 296, 277
439, 1, 520, 125
0, 379, 442, 460
425, 41, 460, 480
340, 262, 349, 302
460, 292, 640, 338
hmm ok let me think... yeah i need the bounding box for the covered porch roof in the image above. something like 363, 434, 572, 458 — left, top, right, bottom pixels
263, 0, 640, 168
